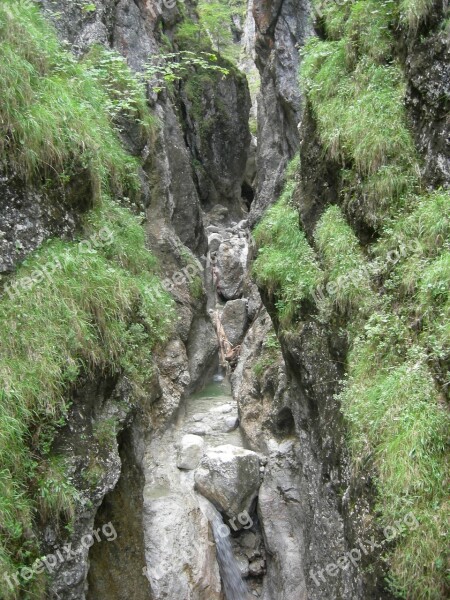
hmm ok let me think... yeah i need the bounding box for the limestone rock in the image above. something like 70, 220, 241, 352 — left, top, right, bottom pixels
221, 299, 248, 346
177, 435, 205, 470
216, 239, 247, 300
194, 445, 261, 518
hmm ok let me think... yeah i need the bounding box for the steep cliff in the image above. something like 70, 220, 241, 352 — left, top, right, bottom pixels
0, 1, 251, 598
0, 0, 448, 599
248, 1, 449, 599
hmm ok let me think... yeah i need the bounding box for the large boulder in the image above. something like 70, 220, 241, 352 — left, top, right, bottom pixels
194, 445, 261, 519
215, 238, 248, 300
220, 299, 248, 346
177, 434, 205, 470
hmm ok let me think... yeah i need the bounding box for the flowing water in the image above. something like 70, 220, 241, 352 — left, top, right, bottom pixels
143, 370, 249, 599
210, 504, 250, 600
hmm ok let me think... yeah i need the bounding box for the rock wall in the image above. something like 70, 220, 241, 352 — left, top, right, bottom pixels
230, 2, 449, 600
250, 0, 311, 224
0, 1, 251, 598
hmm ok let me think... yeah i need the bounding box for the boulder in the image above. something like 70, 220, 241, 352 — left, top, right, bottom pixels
215, 240, 248, 300
224, 416, 239, 432
221, 299, 248, 346
194, 445, 261, 518
177, 435, 205, 470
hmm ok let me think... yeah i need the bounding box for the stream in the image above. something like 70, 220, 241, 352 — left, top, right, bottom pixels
142, 370, 250, 599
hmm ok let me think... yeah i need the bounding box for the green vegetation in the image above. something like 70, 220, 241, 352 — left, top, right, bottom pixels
255, 1, 449, 597
253, 331, 281, 379
82, 45, 156, 136
314, 205, 375, 315
302, 0, 421, 227
0, 0, 153, 197
198, 1, 234, 55
253, 159, 323, 327
0, 198, 174, 596
0, 2, 175, 596
145, 50, 229, 94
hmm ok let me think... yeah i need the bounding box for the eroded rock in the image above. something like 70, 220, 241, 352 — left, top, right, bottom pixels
177, 434, 205, 470
194, 444, 261, 518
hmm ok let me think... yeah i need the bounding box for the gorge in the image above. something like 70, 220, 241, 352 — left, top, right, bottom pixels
0, 1, 448, 600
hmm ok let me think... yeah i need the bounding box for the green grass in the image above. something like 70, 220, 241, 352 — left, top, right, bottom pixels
340, 337, 448, 599
399, 0, 436, 31
333, 188, 450, 598
253, 171, 323, 326
314, 205, 375, 314
302, 1, 421, 227
0, 0, 151, 197
0, 198, 174, 597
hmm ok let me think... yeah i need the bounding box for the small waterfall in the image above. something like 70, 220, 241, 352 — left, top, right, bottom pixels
199, 498, 249, 600
211, 509, 249, 600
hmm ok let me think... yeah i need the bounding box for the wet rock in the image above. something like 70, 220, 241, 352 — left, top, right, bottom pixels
186, 314, 219, 392
177, 435, 205, 470
249, 559, 266, 577
208, 233, 222, 253
192, 413, 207, 422
224, 416, 240, 432
216, 239, 248, 300
143, 495, 222, 600
185, 423, 213, 437
240, 531, 258, 549
221, 298, 248, 346
210, 403, 233, 414
194, 445, 261, 518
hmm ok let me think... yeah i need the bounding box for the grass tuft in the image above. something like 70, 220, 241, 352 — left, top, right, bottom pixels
253, 169, 323, 326
0, 0, 153, 198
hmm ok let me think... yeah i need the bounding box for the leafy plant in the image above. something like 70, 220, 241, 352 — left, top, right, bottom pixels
145, 50, 229, 93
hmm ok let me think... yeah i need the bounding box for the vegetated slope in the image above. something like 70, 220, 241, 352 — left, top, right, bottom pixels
253, 1, 449, 598
0, 2, 173, 596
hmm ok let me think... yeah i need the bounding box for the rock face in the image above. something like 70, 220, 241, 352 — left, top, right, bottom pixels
0, 171, 89, 274
181, 68, 252, 215
194, 445, 261, 518
250, 0, 312, 224
216, 237, 248, 300
404, 22, 450, 187
232, 310, 375, 600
